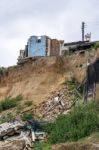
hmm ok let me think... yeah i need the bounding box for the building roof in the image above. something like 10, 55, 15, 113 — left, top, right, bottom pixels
64, 41, 89, 46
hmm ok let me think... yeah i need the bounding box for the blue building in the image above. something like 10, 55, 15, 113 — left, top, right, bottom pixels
27, 36, 48, 57
18, 35, 63, 62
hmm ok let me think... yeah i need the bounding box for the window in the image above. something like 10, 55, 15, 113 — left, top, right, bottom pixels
37, 37, 41, 43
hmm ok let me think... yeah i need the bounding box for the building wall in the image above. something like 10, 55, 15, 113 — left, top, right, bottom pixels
27, 36, 47, 57
50, 39, 63, 56
46, 38, 51, 56
18, 35, 63, 59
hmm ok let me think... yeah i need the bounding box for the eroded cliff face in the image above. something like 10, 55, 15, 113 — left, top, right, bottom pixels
0, 57, 72, 105
0, 51, 90, 107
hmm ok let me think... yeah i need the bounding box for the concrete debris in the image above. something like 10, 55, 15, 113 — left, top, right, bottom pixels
0, 121, 24, 139
0, 121, 32, 150
32, 131, 46, 142
39, 86, 75, 121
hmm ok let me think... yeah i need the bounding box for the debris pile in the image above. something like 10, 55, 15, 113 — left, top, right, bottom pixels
39, 86, 76, 121
0, 121, 32, 150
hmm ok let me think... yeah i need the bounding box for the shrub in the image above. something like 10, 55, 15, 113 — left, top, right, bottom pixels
44, 101, 99, 144
21, 112, 33, 121
94, 42, 99, 49
0, 67, 5, 76
0, 95, 22, 112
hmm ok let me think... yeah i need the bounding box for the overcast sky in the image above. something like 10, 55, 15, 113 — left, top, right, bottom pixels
0, 0, 99, 67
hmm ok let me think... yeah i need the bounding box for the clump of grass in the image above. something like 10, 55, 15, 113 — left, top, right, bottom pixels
25, 101, 33, 107
0, 95, 22, 112
34, 142, 52, 150
63, 76, 84, 95
16, 104, 24, 114
21, 112, 33, 121
66, 76, 79, 90
0, 113, 15, 124
41, 142, 52, 150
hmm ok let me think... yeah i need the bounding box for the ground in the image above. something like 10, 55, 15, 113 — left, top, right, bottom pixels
0, 50, 99, 150
0, 55, 87, 104
51, 133, 99, 150
0, 51, 98, 118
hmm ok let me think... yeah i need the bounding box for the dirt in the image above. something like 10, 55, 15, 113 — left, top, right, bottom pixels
0, 56, 76, 105
0, 53, 99, 149
52, 133, 99, 150
0, 53, 96, 107
52, 143, 99, 150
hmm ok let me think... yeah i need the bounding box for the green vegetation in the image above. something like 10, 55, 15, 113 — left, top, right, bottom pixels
16, 104, 24, 114
25, 101, 33, 107
66, 76, 84, 95
44, 101, 99, 144
0, 95, 22, 112
0, 113, 15, 124
21, 112, 33, 121
66, 76, 78, 90
94, 42, 99, 49
0, 67, 6, 76
34, 142, 52, 150
34, 142, 43, 150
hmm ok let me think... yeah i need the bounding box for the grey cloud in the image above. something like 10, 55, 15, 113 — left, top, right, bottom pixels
0, 0, 99, 66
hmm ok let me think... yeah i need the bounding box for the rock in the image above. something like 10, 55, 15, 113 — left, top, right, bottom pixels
0, 140, 26, 150
0, 121, 32, 150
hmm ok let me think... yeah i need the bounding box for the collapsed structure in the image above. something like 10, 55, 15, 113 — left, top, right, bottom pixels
18, 35, 64, 60
18, 35, 99, 64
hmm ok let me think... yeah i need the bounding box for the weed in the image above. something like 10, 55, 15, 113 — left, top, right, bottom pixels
25, 101, 33, 107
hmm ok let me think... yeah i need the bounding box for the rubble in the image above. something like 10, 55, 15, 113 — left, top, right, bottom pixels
32, 131, 47, 142
0, 121, 24, 140
0, 121, 32, 150
39, 86, 76, 121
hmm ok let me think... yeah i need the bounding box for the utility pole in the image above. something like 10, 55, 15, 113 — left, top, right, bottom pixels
82, 22, 85, 41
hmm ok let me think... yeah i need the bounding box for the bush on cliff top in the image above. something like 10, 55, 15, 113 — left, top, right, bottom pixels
45, 101, 99, 144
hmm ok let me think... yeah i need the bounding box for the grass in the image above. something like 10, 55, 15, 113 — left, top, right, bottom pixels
42, 142, 52, 150
34, 142, 52, 150
64, 76, 83, 93
25, 101, 33, 107
0, 113, 15, 124
21, 112, 33, 121
44, 101, 99, 144
34, 142, 43, 150
16, 104, 24, 114
0, 95, 22, 112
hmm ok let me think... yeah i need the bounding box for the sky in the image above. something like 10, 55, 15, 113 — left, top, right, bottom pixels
0, 0, 99, 67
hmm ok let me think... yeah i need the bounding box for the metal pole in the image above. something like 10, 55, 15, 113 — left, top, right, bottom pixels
82, 22, 85, 41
